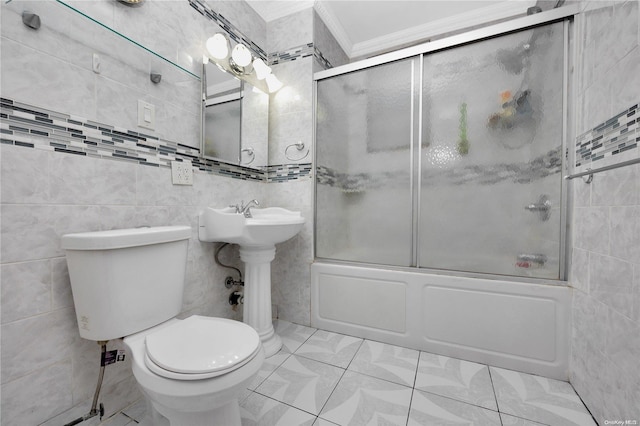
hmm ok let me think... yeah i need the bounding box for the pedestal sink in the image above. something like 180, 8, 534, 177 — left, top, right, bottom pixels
198, 206, 304, 357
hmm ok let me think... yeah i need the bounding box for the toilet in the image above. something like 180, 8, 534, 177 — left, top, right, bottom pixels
61, 226, 264, 426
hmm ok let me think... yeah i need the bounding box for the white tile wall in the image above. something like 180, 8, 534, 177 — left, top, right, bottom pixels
267, 179, 314, 326
0, 0, 273, 424
0, 0, 202, 149
263, 8, 317, 328
570, 1, 640, 424
6, 0, 639, 424
0, 142, 267, 424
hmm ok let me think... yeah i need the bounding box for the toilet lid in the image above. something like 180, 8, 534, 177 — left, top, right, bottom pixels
144, 316, 260, 379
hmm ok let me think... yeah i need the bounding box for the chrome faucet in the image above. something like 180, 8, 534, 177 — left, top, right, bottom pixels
238, 199, 259, 218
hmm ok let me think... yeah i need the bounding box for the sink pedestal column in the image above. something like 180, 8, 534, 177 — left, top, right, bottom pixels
239, 246, 281, 357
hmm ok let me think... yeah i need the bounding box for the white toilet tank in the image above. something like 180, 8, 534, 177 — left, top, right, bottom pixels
62, 226, 191, 341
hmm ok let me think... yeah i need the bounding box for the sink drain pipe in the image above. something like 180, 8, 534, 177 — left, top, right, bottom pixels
215, 243, 244, 287
64, 341, 107, 426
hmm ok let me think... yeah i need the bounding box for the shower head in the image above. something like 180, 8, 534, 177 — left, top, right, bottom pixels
496, 45, 530, 75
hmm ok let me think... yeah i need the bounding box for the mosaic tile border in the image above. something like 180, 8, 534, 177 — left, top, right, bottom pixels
313, 46, 333, 70
575, 103, 639, 167
0, 98, 311, 183
267, 163, 313, 183
188, 0, 267, 61
317, 147, 562, 190
269, 43, 333, 69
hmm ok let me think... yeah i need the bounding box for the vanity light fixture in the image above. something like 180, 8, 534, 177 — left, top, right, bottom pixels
205, 33, 283, 94
206, 33, 229, 60
229, 44, 252, 75
265, 73, 283, 93
252, 58, 271, 80
231, 44, 252, 67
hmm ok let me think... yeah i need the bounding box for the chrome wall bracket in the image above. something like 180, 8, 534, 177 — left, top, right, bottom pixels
22, 11, 41, 30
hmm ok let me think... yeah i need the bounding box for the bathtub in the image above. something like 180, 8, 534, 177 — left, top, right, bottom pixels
311, 261, 571, 380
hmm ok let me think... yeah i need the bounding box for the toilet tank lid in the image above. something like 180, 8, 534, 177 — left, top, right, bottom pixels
62, 226, 191, 250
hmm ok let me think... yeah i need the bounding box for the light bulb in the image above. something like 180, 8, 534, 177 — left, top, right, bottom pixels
265, 73, 283, 93
206, 33, 229, 59
231, 44, 252, 67
252, 58, 271, 80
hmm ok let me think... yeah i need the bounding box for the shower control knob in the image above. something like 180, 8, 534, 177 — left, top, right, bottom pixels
524, 195, 551, 221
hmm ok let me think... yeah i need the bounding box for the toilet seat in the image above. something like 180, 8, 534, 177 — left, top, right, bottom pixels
144, 316, 261, 381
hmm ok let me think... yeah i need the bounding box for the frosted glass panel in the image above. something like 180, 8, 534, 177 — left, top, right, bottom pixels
419, 22, 564, 279
314, 21, 566, 280
316, 59, 414, 266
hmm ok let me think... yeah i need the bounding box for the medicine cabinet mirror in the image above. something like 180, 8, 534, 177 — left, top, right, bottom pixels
202, 60, 269, 167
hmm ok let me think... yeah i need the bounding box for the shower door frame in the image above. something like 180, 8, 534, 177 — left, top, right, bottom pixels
313, 5, 577, 282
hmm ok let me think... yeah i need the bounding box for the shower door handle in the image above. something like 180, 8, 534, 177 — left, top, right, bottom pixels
524, 195, 551, 221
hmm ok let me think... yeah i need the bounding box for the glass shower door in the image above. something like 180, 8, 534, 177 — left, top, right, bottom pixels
418, 22, 565, 279
315, 58, 416, 266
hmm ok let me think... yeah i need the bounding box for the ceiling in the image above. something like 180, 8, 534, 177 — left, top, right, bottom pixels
246, 0, 538, 59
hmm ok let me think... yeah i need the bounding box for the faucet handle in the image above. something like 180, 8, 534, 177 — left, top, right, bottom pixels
241, 199, 259, 218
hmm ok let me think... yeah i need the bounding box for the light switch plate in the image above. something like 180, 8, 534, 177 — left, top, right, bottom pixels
171, 160, 193, 185
137, 100, 155, 130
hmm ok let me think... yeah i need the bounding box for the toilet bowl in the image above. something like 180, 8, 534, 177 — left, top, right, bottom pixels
61, 226, 265, 426
124, 316, 264, 426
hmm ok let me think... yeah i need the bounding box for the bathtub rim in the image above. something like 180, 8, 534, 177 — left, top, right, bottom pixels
313, 258, 569, 288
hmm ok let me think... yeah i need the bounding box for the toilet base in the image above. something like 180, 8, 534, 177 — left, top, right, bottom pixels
140, 398, 242, 426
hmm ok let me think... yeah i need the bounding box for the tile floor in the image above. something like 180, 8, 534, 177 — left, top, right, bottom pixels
100, 320, 598, 426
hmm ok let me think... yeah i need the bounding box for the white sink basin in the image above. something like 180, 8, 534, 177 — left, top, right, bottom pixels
198, 205, 305, 356
198, 206, 304, 247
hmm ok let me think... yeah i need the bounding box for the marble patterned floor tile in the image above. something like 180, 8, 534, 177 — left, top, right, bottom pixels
248, 349, 292, 390
120, 399, 147, 422
295, 330, 363, 368
313, 418, 341, 426
275, 320, 317, 353
500, 413, 547, 425
408, 389, 502, 426
490, 367, 598, 426
256, 354, 345, 415
319, 370, 412, 426
100, 413, 137, 426
240, 392, 316, 426
348, 340, 419, 387
240, 386, 254, 404
415, 352, 498, 411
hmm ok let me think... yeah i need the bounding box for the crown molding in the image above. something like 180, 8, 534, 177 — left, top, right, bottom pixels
313, 0, 355, 57
315, 0, 537, 60
246, 0, 314, 23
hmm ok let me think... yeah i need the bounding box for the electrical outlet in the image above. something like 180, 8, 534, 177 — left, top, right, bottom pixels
171, 160, 193, 185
